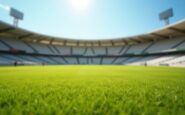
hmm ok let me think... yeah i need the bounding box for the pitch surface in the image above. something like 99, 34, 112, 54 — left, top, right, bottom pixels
0, 66, 185, 115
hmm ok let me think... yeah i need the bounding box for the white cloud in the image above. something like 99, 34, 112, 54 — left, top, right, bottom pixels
0, 3, 10, 12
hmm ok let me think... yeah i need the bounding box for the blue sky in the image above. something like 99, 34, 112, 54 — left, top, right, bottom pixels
0, 0, 185, 40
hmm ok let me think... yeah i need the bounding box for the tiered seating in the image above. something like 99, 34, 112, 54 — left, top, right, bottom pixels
102, 58, 115, 64
0, 40, 9, 51
123, 57, 142, 64
129, 56, 158, 65
128, 55, 185, 67
19, 55, 42, 63
28, 43, 53, 54
73, 47, 85, 55
120, 46, 130, 54
113, 57, 128, 64
88, 58, 94, 64
0, 61, 12, 65
65, 57, 78, 64
2, 54, 25, 61
0, 38, 34, 53
34, 56, 57, 64
84, 48, 95, 56
176, 39, 185, 49
0, 54, 40, 65
127, 43, 152, 54
50, 57, 67, 64
161, 55, 185, 65
79, 58, 87, 64
0, 54, 13, 65
47, 45, 59, 55
146, 37, 185, 53
171, 62, 185, 67
92, 58, 101, 64
56, 46, 71, 55
1, 34, 185, 67
146, 55, 179, 66
107, 47, 122, 56
94, 47, 106, 55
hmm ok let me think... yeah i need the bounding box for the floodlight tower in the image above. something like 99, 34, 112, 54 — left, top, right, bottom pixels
9, 8, 24, 27
159, 8, 173, 26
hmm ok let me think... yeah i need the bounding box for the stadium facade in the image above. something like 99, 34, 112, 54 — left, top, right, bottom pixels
0, 20, 185, 67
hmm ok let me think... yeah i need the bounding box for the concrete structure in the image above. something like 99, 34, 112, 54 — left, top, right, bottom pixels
0, 19, 185, 67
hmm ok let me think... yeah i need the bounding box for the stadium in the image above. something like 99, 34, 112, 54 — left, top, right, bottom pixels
0, 0, 185, 115
0, 19, 185, 66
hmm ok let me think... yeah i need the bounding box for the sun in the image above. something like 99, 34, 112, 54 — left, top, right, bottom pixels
67, 0, 94, 15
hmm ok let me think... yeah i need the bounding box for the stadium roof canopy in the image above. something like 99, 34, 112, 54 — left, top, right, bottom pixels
0, 19, 185, 47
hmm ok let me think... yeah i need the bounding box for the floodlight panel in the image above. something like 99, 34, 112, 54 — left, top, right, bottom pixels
10, 8, 24, 20
159, 8, 173, 20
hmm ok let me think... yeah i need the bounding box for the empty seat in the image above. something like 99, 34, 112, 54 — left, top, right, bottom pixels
56, 46, 71, 55
65, 57, 78, 64
0, 40, 9, 51
146, 37, 185, 53
73, 47, 85, 55
102, 57, 115, 64
108, 47, 122, 56
0, 38, 34, 53
94, 47, 106, 55
127, 43, 151, 54
28, 43, 53, 54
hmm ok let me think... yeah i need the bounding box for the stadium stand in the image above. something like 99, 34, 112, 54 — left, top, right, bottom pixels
0, 38, 34, 53
107, 47, 122, 56
73, 47, 85, 55
0, 19, 185, 67
145, 37, 185, 53
92, 57, 101, 64
84, 48, 95, 56
0, 40, 9, 51
55, 46, 71, 55
126, 43, 152, 54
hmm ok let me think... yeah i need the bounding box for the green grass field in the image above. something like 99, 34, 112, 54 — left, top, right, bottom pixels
0, 66, 185, 115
